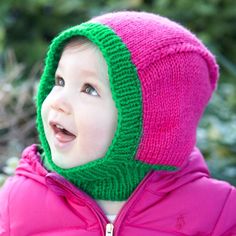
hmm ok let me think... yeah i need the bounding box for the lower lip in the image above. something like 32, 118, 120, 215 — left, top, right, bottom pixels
53, 132, 76, 150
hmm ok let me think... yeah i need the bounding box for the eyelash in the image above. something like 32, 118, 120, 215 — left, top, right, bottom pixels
83, 83, 99, 96
54, 76, 99, 96
55, 76, 65, 87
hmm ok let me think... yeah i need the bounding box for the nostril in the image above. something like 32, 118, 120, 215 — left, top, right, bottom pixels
50, 100, 71, 115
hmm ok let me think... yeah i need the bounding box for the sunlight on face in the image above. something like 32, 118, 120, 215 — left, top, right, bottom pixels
41, 38, 118, 168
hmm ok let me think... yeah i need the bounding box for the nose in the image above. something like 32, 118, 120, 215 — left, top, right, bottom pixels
50, 93, 71, 115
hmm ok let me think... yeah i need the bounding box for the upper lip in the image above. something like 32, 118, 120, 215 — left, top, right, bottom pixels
49, 120, 76, 137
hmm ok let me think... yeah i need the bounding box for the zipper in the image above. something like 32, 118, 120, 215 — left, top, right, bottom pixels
47, 169, 154, 236
113, 171, 154, 234
92, 171, 154, 236
106, 223, 114, 236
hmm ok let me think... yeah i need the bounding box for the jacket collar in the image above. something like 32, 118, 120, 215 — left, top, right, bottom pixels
16, 144, 210, 202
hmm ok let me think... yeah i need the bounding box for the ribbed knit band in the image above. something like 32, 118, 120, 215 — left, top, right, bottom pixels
36, 22, 176, 200
37, 11, 219, 200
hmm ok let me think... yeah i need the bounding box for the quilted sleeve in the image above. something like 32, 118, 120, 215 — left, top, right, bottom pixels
212, 185, 236, 236
0, 178, 12, 236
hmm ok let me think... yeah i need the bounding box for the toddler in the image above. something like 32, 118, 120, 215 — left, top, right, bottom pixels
0, 11, 236, 236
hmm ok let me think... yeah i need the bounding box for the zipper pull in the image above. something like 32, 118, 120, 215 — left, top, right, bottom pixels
106, 223, 114, 236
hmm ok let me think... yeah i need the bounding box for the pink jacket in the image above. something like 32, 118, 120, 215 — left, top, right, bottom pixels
0, 144, 236, 236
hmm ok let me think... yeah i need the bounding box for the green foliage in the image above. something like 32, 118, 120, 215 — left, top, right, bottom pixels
0, 0, 236, 186
0, 156, 19, 187
0, 49, 38, 181
152, 0, 236, 81
197, 83, 236, 185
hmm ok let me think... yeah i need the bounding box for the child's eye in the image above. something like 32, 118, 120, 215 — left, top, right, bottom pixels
82, 83, 99, 96
55, 76, 65, 87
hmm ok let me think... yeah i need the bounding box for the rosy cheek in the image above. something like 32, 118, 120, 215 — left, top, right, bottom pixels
41, 100, 47, 115
41, 98, 50, 125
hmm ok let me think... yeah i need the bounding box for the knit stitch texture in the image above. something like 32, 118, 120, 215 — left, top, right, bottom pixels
36, 11, 218, 200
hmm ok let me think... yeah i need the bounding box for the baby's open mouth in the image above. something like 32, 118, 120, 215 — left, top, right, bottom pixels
49, 121, 76, 143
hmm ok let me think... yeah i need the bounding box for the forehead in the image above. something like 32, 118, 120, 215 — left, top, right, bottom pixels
57, 39, 108, 81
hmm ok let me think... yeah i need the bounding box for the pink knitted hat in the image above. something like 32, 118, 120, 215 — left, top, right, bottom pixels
92, 11, 219, 167
37, 11, 219, 200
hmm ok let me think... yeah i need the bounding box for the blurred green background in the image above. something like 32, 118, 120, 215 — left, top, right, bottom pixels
0, 0, 236, 186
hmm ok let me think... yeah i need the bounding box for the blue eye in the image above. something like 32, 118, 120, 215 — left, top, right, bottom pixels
83, 83, 99, 96
55, 76, 65, 87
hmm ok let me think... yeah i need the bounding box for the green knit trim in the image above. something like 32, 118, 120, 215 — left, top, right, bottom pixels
36, 22, 177, 200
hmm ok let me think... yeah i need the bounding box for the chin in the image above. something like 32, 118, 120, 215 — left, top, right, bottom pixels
51, 154, 65, 168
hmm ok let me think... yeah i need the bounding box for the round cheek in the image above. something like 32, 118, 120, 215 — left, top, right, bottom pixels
75, 104, 116, 158
41, 99, 48, 124
41, 98, 51, 138
99, 109, 117, 155
95, 107, 117, 148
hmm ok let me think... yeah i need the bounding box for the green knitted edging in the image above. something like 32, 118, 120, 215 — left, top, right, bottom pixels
36, 22, 177, 200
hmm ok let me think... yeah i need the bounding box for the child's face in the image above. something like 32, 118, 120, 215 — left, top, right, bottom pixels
41, 41, 118, 168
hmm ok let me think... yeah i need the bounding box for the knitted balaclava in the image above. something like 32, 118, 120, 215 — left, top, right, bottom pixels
36, 11, 219, 201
